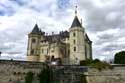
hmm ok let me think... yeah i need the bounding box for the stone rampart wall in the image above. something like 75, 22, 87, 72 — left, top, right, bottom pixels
0, 60, 125, 83
0, 60, 46, 83
86, 65, 125, 83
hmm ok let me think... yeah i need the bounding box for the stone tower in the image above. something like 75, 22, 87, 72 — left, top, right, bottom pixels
26, 6, 92, 65
27, 24, 44, 61
69, 7, 86, 64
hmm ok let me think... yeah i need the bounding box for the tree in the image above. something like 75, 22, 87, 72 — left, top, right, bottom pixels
25, 72, 34, 83
114, 51, 125, 64
38, 67, 53, 83
80, 74, 87, 83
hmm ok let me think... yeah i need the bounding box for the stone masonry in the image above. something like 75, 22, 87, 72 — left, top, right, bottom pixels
0, 60, 47, 83
0, 60, 125, 83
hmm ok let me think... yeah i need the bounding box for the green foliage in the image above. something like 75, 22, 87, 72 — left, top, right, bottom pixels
80, 74, 87, 83
114, 51, 125, 64
80, 59, 100, 65
80, 59, 93, 66
25, 71, 34, 83
80, 59, 113, 71
92, 59, 100, 63
38, 67, 53, 83
89, 61, 112, 71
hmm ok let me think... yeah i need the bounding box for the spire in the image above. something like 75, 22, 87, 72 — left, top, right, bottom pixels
71, 6, 82, 28
75, 5, 77, 16
30, 24, 40, 34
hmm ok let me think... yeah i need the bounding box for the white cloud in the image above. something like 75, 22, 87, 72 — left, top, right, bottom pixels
0, 0, 125, 62
106, 12, 120, 21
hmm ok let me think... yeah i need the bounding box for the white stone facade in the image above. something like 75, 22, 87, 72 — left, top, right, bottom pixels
27, 14, 92, 65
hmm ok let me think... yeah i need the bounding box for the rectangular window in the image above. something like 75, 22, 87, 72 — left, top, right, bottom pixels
68, 49, 70, 55
73, 40, 76, 44
42, 49, 44, 53
31, 49, 34, 55
32, 39, 36, 43
73, 32, 76, 37
74, 47, 76, 52
47, 48, 48, 54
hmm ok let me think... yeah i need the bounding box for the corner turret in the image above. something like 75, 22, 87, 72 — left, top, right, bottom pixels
27, 24, 43, 61
69, 6, 86, 64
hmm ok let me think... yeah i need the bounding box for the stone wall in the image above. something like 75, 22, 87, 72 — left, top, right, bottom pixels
0, 60, 125, 83
53, 65, 89, 83
53, 65, 125, 83
86, 65, 125, 83
0, 60, 46, 83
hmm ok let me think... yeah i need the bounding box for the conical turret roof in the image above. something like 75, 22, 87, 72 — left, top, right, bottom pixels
71, 16, 82, 28
30, 24, 40, 34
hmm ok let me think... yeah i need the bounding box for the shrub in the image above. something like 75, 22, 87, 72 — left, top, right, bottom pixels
80, 59, 113, 71
38, 67, 53, 83
80, 74, 87, 83
25, 71, 34, 83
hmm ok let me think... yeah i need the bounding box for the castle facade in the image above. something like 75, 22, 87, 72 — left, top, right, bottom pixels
27, 9, 92, 65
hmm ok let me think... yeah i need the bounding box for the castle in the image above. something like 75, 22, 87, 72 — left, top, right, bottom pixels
26, 8, 92, 65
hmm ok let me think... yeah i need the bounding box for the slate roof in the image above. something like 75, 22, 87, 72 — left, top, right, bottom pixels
85, 34, 92, 44
31, 24, 40, 34
30, 24, 45, 35
41, 31, 69, 43
71, 16, 82, 28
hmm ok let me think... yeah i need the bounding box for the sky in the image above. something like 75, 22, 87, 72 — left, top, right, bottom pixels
0, 0, 125, 62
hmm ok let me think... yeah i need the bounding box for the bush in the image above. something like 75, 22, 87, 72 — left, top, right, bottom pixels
25, 71, 34, 83
38, 67, 53, 83
80, 59, 93, 66
80, 74, 87, 83
80, 59, 113, 71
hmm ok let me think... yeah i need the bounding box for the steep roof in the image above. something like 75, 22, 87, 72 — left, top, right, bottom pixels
85, 33, 92, 44
41, 31, 69, 43
71, 16, 82, 28
30, 24, 40, 34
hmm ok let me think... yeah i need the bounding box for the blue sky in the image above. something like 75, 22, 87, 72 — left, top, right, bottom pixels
0, 0, 125, 62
